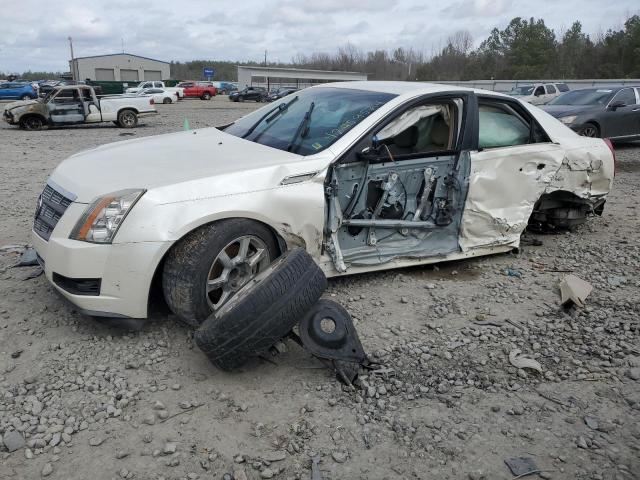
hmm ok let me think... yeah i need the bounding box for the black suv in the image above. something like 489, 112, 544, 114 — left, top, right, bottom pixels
229, 86, 267, 102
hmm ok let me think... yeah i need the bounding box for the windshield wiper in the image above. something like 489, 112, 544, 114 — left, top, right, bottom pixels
287, 101, 315, 153
241, 96, 299, 139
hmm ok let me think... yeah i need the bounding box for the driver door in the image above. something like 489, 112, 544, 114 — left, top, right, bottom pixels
47, 88, 85, 123
602, 88, 640, 138
325, 93, 474, 272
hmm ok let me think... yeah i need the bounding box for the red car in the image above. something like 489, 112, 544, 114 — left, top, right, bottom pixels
176, 81, 217, 100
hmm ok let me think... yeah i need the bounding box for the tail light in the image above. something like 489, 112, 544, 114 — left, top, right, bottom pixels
149, 98, 154, 105
603, 138, 616, 176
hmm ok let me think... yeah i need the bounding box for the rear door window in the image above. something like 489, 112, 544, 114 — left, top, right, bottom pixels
546, 84, 557, 94
612, 88, 637, 106
478, 99, 549, 149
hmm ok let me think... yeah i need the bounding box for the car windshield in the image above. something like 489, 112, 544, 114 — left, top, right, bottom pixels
548, 89, 614, 106
224, 87, 396, 155
509, 86, 534, 96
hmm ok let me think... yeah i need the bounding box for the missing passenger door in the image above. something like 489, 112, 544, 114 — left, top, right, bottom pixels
325, 95, 472, 272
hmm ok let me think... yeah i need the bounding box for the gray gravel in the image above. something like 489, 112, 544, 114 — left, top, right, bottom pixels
0, 97, 639, 479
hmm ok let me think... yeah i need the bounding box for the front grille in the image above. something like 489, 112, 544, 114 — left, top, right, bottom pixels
34, 183, 74, 241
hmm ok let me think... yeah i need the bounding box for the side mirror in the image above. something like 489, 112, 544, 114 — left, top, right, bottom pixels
609, 100, 625, 110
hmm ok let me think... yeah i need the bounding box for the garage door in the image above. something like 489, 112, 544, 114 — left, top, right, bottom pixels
144, 70, 162, 81
95, 68, 115, 81
120, 69, 139, 82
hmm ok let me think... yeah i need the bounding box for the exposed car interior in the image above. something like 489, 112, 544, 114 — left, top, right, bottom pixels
325, 98, 470, 271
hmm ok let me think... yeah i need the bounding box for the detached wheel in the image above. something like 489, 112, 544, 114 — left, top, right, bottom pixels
202, 92, 211, 100
580, 122, 600, 138
162, 219, 279, 326
194, 248, 327, 371
19, 116, 44, 130
117, 109, 138, 128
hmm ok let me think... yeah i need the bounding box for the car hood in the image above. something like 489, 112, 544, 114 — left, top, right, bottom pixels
540, 105, 598, 118
49, 127, 305, 203
4, 99, 39, 111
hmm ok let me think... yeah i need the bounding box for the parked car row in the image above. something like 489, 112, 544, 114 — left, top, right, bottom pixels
0, 82, 38, 100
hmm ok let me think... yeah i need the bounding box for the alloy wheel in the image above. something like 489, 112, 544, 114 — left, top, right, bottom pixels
205, 235, 271, 311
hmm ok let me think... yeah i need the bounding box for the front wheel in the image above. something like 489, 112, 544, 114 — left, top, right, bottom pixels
580, 122, 600, 138
163, 97, 172, 104
19, 116, 44, 130
202, 92, 211, 100
162, 219, 279, 326
21, 94, 32, 101
117, 109, 138, 128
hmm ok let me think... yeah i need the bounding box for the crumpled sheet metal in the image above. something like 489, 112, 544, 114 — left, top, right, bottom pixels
459, 136, 613, 252
459, 144, 565, 251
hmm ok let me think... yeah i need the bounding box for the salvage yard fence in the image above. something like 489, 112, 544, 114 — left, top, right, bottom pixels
443, 79, 640, 93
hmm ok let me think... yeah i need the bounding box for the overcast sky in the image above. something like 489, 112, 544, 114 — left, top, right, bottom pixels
1, 0, 637, 73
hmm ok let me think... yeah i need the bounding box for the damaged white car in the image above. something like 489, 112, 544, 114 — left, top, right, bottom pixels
32, 82, 614, 323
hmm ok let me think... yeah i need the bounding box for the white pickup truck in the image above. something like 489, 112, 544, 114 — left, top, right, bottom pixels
125, 81, 184, 98
3, 85, 157, 130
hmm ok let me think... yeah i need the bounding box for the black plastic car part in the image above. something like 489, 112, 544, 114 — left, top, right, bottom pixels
292, 299, 371, 385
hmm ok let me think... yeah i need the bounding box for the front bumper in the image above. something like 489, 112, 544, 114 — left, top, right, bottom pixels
32, 202, 171, 318
3, 110, 16, 124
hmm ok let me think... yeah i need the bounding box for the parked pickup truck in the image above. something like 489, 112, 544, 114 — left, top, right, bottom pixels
176, 81, 217, 100
125, 81, 184, 98
3, 85, 157, 130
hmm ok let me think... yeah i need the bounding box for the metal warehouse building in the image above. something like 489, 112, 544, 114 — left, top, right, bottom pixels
237, 65, 368, 90
69, 53, 171, 82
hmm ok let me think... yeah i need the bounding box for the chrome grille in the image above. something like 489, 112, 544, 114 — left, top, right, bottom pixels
34, 184, 74, 241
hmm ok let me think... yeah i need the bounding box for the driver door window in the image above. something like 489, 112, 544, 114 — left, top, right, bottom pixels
375, 102, 457, 158
612, 88, 637, 106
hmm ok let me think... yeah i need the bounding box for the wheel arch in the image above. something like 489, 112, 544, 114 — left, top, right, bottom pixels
19, 113, 48, 126
146, 215, 297, 316
117, 107, 139, 116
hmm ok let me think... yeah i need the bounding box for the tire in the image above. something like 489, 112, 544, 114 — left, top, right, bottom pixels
19, 116, 44, 130
194, 248, 328, 371
580, 122, 600, 138
21, 94, 31, 101
238, 96, 245, 102
162, 97, 172, 104
162, 219, 279, 326
202, 92, 211, 100
117, 109, 138, 128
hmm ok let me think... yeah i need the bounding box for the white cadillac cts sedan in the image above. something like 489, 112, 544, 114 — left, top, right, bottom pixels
32, 82, 614, 324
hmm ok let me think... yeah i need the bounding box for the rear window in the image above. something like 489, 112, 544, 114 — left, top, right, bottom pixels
556, 83, 569, 92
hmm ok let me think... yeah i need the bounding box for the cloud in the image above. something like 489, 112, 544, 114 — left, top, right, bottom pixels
0, 0, 638, 74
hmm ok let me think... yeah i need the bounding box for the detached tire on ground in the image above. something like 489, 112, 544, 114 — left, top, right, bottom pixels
194, 248, 328, 371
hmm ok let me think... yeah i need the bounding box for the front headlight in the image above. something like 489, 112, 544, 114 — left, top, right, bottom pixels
559, 115, 577, 124
70, 189, 145, 243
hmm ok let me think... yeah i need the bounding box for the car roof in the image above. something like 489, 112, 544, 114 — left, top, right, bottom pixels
319, 81, 512, 99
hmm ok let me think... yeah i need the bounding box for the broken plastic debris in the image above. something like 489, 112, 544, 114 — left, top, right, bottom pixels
504, 268, 522, 278
504, 456, 539, 476
15, 247, 38, 267
559, 274, 593, 307
509, 349, 543, 373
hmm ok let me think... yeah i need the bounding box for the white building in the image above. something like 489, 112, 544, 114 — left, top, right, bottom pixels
237, 65, 368, 90
69, 53, 171, 82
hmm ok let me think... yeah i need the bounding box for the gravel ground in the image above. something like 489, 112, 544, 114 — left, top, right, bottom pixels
0, 97, 639, 480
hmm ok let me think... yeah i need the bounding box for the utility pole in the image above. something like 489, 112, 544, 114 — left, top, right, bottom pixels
264, 50, 267, 66
121, 38, 125, 54
68, 36, 76, 80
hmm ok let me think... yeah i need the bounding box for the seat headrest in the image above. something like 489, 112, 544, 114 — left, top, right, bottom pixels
393, 125, 418, 149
